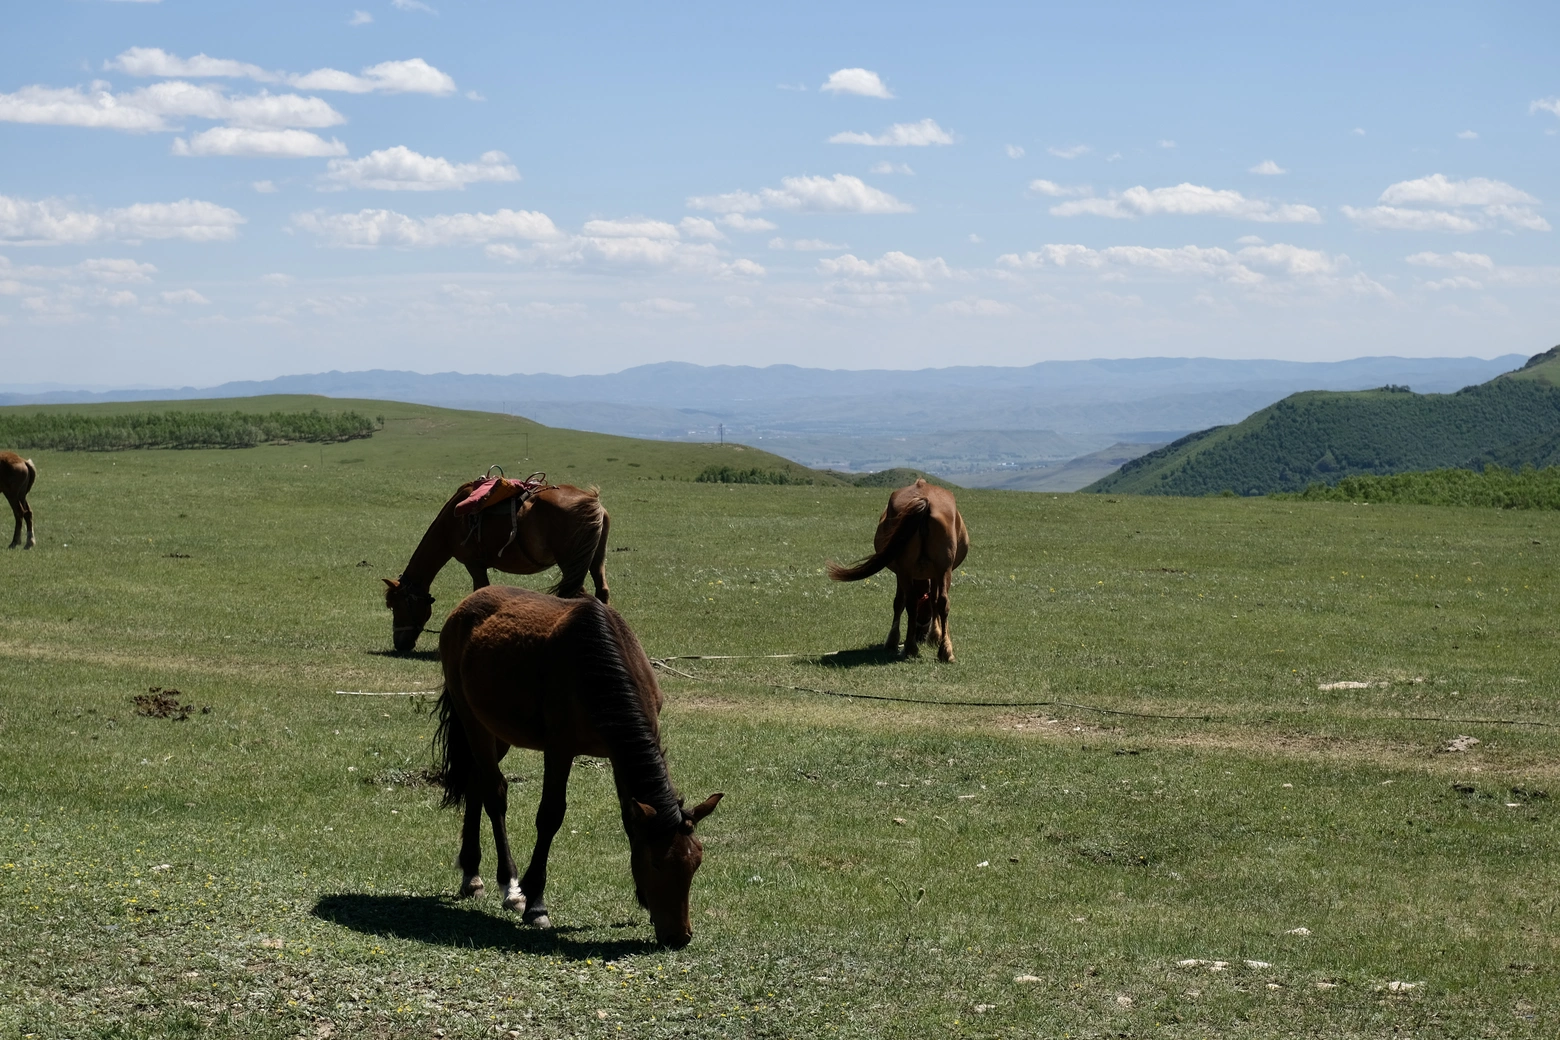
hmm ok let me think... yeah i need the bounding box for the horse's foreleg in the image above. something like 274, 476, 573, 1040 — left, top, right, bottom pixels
464, 561, 491, 590
519, 749, 574, 929
590, 514, 611, 604
4, 493, 20, 550
885, 577, 906, 653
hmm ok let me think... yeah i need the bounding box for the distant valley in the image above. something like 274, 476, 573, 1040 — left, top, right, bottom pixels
0, 354, 1525, 491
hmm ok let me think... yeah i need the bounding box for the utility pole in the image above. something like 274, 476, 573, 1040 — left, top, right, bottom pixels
719, 423, 724, 445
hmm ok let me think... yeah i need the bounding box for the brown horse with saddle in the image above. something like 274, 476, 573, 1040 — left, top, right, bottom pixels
829, 479, 969, 661
1, 451, 37, 550
434, 584, 722, 947
383, 471, 609, 653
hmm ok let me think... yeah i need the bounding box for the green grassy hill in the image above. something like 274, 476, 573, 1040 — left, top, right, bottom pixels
1086, 347, 1560, 496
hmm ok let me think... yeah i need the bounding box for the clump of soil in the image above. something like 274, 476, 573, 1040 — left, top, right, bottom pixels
133, 687, 207, 720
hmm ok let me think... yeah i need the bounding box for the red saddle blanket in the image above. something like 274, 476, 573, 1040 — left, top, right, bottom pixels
454, 477, 543, 517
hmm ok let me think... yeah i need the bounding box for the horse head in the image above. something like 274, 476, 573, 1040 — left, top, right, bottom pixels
382, 577, 435, 653
624, 792, 723, 947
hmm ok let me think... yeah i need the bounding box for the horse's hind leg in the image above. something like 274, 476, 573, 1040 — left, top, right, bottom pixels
464, 560, 491, 590
935, 572, 955, 663
518, 749, 574, 929
463, 727, 522, 911
456, 784, 485, 898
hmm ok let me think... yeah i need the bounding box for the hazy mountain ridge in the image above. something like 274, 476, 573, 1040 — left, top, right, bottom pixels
1, 354, 1526, 485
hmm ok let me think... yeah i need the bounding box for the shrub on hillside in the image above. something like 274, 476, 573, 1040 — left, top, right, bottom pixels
1275, 465, 1560, 509
0, 409, 379, 451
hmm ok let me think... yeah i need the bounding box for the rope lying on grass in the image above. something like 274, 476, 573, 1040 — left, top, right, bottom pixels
649, 657, 1220, 721
650, 655, 1560, 728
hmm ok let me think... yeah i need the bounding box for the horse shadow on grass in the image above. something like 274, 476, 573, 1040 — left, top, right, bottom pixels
813, 645, 904, 670
311, 893, 658, 960
365, 647, 442, 663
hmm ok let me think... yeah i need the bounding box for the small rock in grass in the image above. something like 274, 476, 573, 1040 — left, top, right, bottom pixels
1386, 980, 1420, 992
1266, 983, 1282, 990
1286, 927, 1311, 936
1314, 982, 1337, 990
976, 861, 989, 868
893, 817, 907, 825
1441, 735, 1480, 753
974, 1003, 995, 1013
1245, 960, 1271, 969
1115, 995, 1133, 1008
1013, 975, 1042, 984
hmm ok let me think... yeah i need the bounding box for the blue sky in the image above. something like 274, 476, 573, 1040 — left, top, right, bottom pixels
2, 0, 1557, 387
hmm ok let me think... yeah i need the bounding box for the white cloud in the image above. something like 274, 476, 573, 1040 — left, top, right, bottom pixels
727, 258, 765, 277
996, 241, 1367, 290
1344, 175, 1548, 233
1352, 127, 1366, 136
1341, 205, 1482, 232
967, 233, 982, 244
290, 58, 455, 96
1423, 276, 1483, 291
581, 218, 680, 239
173, 128, 347, 157
349, 10, 373, 25
678, 217, 725, 240
260, 272, 294, 285
253, 180, 279, 193
1249, 160, 1286, 175
0, 256, 159, 285
320, 147, 519, 190
1005, 144, 1025, 159
1048, 144, 1090, 159
1051, 183, 1321, 223
107, 47, 456, 96
689, 174, 911, 215
622, 297, 697, 317
1380, 174, 1535, 208
1158, 139, 1176, 149
466, 90, 485, 101
937, 297, 1016, 316
1406, 251, 1495, 270
1456, 130, 1478, 140
0, 81, 346, 134
1236, 235, 1265, 245
820, 68, 893, 99
818, 251, 951, 283
769, 238, 847, 251
829, 118, 954, 147
1028, 179, 1087, 197
77, 258, 158, 282
393, 0, 437, 12
718, 214, 776, 232
108, 47, 274, 81
1530, 98, 1560, 118
0, 195, 245, 244
160, 288, 210, 304
870, 161, 915, 175
291, 207, 559, 248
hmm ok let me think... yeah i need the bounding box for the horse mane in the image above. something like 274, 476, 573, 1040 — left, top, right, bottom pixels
566, 598, 683, 831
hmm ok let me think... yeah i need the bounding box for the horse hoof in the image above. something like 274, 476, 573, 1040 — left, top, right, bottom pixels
939, 648, 954, 663
501, 884, 525, 912
457, 876, 485, 899
524, 910, 552, 930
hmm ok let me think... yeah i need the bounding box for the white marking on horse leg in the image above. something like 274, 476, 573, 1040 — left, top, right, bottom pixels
458, 873, 485, 899
501, 879, 524, 912
526, 911, 552, 930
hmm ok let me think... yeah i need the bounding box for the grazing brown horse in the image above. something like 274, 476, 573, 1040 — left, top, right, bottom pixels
828, 479, 969, 661
434, 585, 722, 947
384, 480, 609, 652
1, 451, 37, 550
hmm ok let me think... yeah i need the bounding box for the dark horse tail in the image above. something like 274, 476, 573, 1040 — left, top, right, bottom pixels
432, 605, 487, 810
826, 497, 930, 582
547, 488, 608, 599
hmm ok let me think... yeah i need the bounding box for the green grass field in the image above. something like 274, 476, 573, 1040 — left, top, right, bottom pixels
1, 396, 1557, 1039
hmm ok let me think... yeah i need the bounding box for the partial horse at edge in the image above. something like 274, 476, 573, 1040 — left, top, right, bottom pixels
1, 451, 37, 550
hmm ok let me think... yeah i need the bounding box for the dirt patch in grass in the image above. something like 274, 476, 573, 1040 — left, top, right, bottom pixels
132, 687, 204, 720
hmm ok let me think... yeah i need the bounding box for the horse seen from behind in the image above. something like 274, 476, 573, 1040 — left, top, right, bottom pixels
434, 585, 722, 947
828, 478, 969, 661
383, 475, 609, 653
1, 451, 36, 550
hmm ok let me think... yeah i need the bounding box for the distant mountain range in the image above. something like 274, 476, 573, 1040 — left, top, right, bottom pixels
1086, 346, 1560, 496
0, 354, 1527, 488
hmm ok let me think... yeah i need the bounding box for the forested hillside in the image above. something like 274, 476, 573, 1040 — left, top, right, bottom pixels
1086, 347, 1560, 496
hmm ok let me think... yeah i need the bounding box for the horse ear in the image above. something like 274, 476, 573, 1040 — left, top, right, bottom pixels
382, 578, 398, 589
629, 800, 657, 823
687, 792, 723, 826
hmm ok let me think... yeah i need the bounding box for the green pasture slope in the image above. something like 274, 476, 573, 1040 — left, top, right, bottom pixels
1, 395, 1557, 1039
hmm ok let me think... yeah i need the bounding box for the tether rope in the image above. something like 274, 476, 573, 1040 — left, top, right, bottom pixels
647, 655, 1560, 727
